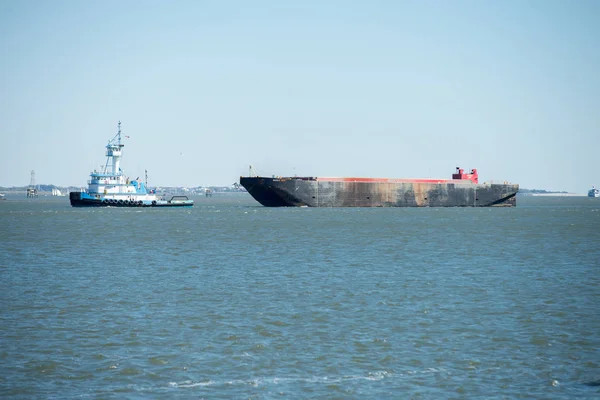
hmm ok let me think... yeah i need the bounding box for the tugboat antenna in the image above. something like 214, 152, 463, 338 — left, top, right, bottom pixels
117, 121, 122, 144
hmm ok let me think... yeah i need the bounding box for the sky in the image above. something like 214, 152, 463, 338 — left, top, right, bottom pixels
1, 0, 598, 192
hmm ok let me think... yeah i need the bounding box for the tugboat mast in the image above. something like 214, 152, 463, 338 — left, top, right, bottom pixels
104, 121, 125, 175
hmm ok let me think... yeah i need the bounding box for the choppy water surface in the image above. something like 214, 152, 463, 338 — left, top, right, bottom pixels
1, 194, 599, 399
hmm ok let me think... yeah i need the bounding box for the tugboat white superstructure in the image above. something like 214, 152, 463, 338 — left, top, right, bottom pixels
69, 122, 193, 207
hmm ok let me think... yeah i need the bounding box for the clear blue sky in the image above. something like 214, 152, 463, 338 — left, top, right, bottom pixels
1, 0, 598, 192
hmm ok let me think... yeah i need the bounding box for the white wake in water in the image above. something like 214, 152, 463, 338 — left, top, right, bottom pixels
168, 369, 446, 389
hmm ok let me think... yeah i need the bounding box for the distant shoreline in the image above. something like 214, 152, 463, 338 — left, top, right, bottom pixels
520, 193, 586, 197
0, 187, 588, 197
0, 186, 247, 196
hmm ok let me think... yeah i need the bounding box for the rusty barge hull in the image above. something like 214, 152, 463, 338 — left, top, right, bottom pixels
239, 176, 518, 207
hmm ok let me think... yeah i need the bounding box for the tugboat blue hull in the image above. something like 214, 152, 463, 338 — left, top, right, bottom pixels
69, 192, 193, 207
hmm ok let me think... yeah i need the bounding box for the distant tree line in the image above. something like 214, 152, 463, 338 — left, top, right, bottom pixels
519, 188, 568, 194
0, 185, 70, 192
0, 184, 247, 193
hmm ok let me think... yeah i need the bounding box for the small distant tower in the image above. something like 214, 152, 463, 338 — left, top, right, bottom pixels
27, 170, 38, 198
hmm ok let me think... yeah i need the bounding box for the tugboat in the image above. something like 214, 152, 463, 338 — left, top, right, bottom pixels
69, 122, 193, 207
589, 186, 600, 198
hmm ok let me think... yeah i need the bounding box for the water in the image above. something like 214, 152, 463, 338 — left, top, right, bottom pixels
1, 194, 599, 399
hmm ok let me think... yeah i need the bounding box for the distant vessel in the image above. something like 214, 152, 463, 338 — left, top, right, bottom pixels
0, 193, 5, 201
589, 186, 600, 198
240, 167, 519, 207
52, 187, 65, 197
69, 122, 193, 207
